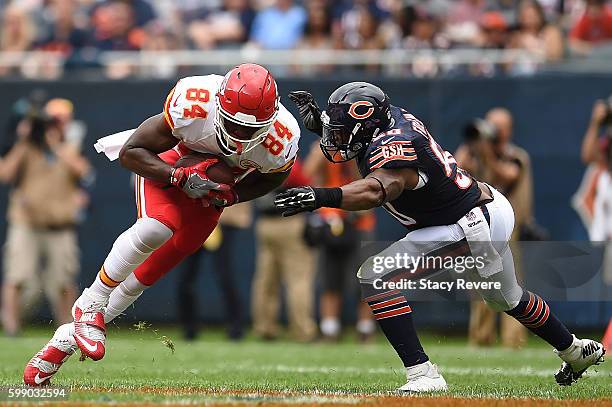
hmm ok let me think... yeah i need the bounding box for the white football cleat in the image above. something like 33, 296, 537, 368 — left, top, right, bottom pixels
398, 361, 448, 393
24, 323, 77, 386
72, 288, 107, 361
554, 335, 605, 386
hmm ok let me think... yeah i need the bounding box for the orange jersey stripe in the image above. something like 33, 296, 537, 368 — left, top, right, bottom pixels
269, 158, 295, 173
370, 155, 417, 170
369, 147, 416, 163
135, 175, 141, 218
163, 87, 176, 129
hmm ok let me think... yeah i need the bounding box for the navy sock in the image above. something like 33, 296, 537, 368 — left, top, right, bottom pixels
366, 291, 428, 367
505, 290, 573, 351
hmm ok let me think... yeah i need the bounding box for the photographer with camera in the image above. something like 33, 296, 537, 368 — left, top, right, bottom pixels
578, 97, 612, 350
582, 96, 612, 247
578, 97, 612, 246
0, 97, 91, 336
581, 98, 612, 166
575, 99, 612, 249
455, 107, 534, 349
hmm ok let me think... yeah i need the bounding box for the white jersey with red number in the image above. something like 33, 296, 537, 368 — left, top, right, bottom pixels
163, 75, 299, 174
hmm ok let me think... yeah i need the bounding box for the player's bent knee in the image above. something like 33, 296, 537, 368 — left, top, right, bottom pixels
482, 291, 522, 312
170, 227, 210, 256
483, 298, 513, 312
356, 257, 377, 281
132, 217, 173, 252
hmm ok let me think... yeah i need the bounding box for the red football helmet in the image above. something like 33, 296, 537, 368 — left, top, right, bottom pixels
215, 63, 279, 155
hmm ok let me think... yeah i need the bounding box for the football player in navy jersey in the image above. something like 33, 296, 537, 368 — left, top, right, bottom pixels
275, 83, 605, 392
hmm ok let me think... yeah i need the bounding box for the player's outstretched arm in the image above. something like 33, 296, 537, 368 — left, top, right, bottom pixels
274, 167, 418, 216
342, 168, 418, 210
119, 113, 178, 183
234, 170, 290, 203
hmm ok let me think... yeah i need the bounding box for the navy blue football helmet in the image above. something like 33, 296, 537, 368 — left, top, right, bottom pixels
320, 82, 392, 162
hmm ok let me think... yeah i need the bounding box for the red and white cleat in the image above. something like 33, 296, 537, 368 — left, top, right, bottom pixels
72, 289, 107, 361
24, 323, 77, 386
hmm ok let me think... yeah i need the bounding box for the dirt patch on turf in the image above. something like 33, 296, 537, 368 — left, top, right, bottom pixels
32, 386, 611, 407
28, 398, 612, 407
363, 398, 612, 407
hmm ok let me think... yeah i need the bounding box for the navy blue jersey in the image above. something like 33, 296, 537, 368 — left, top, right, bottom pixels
356, 105, 482, 230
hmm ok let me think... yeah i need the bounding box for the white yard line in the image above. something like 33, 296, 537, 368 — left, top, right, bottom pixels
176, 363, 612, 377
253, 364, 609, 378
175, 363, 608, 379
165, 394, 364, 404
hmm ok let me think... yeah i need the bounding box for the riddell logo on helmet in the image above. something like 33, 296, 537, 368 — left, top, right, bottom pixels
348, 101, 374, 120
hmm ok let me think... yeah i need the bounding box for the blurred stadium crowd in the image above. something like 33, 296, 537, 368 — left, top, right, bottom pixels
1, 0, 611, 78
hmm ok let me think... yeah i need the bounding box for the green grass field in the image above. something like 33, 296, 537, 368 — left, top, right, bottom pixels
0, 326, 609, 405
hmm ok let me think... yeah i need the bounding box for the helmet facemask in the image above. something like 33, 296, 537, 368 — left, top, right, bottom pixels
319, 111, 369, 163
215, 96, 276, 156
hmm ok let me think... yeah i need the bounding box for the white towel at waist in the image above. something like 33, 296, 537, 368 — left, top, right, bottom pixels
94, 129, 136, 161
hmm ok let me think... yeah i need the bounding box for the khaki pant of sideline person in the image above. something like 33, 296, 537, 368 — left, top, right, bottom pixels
252, 215, 316, 342
2, 223, 79, 329
468, 300, 527, 348
468, 239, 526, 348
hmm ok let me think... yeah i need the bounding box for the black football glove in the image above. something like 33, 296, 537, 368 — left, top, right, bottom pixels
288, 91, 323, 137
274, 186, 319, 217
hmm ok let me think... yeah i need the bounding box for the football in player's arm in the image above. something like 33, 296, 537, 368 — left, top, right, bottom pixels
23, 64, 299, 387
121, 113, 290, 207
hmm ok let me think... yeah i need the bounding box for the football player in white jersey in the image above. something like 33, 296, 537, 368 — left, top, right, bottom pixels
24, 63, 301, 386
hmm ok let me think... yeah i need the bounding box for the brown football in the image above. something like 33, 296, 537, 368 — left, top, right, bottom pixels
173, 152, 235, 186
